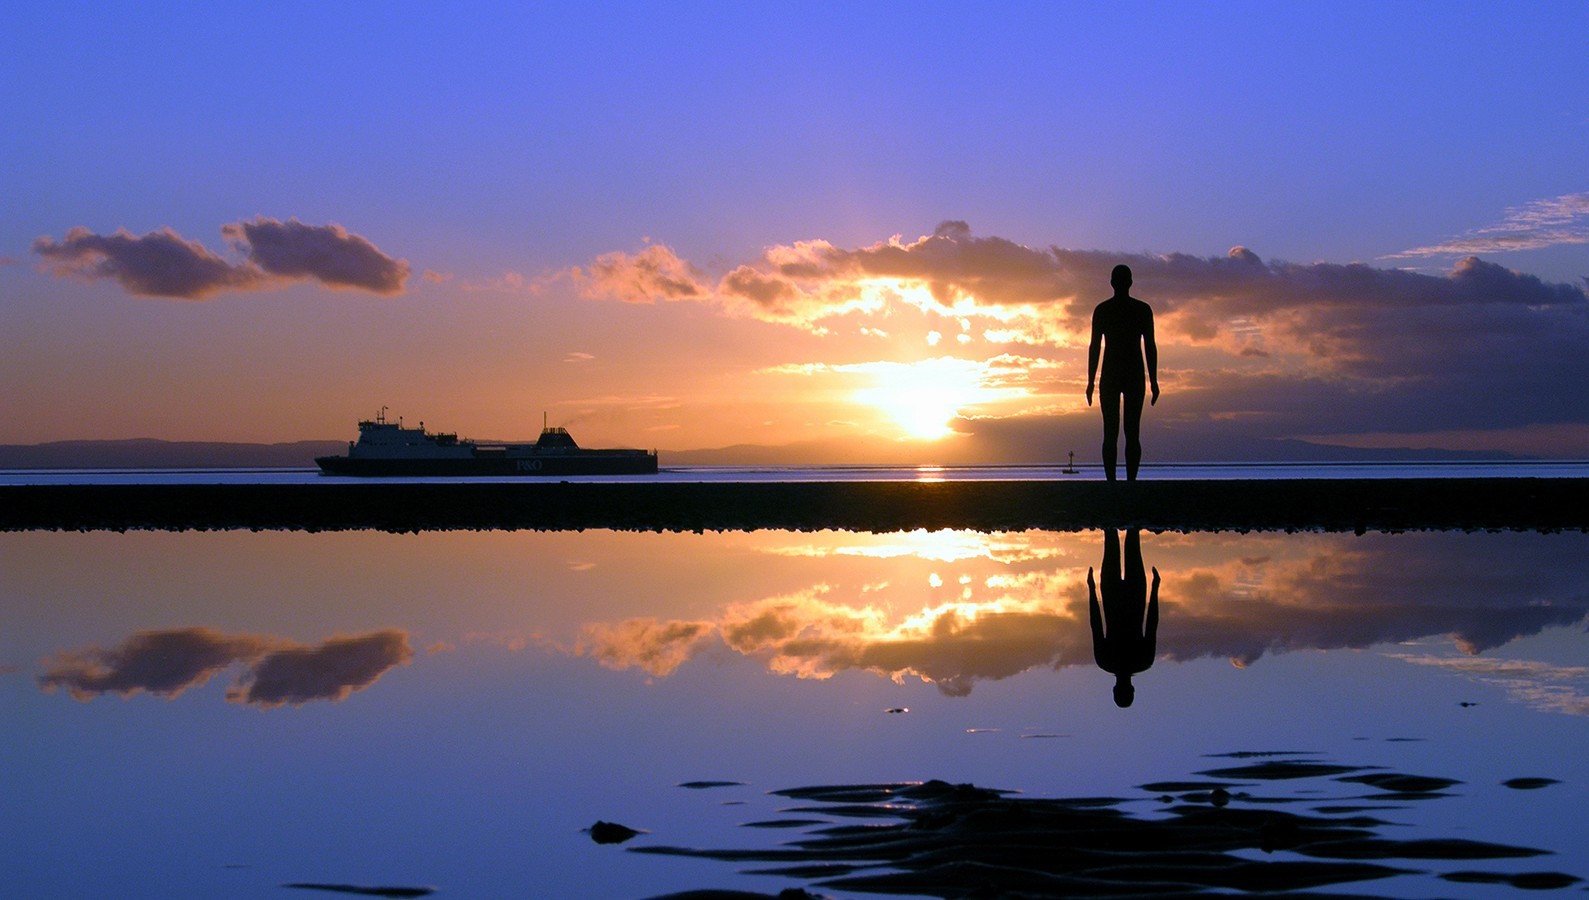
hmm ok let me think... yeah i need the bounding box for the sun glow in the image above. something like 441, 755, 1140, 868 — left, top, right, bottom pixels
852, 357, 1026, 440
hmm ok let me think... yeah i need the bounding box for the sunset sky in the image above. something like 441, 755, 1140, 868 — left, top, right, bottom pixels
4, 3, 1586, 462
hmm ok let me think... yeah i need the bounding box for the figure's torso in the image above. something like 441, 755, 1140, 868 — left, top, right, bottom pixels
1095, 297, 1152, 385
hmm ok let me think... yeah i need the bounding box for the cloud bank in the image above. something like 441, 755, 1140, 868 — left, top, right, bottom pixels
585, 222, 1585, 344
38, 626, 412, 707
32, 218, 409, 298
581, 222, 1589, 456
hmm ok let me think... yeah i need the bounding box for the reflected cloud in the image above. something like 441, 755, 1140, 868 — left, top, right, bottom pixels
575, 584, 1076, 696
576, 617, 714, 677
572, 532, 1589, 697
229, 631, 412, 708
38, 627, 411, 707
1388, 654, 1589, 717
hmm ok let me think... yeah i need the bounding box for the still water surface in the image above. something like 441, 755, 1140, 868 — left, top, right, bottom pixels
3, 528, 1586, 897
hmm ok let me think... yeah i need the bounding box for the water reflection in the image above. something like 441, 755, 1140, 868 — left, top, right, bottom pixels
1089, 528, 1159, 708
14, 529, 1589, 710
570, 529, 1589, 700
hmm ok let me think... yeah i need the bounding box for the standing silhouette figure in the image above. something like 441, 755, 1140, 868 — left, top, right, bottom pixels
1088, 528, 1160, 708
1086, 265, 1159, 481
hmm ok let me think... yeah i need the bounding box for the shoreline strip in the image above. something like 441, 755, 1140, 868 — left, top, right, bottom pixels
3, 478, 1587, 533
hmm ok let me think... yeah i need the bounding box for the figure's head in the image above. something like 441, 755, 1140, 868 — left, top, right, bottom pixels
1113, 678, 1135, 708
1110, 264, 1133, 291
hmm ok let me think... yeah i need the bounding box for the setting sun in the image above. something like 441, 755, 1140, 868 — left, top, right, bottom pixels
852, 357, 1028, 440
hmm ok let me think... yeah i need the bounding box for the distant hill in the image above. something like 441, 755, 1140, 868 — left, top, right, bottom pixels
0, 439, 346, 469
0, 436, 1521, 470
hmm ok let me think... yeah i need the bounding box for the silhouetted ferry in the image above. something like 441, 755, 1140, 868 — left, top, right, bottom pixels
315, 409, 658, 476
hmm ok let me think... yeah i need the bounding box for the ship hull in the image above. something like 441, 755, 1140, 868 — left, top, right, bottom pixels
315, 454, 658, 477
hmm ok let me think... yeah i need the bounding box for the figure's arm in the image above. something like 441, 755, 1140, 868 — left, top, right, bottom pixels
1146, 567, 1160, 651
1130, 566, 1160, 672
1088, 567, 1106, 666
1088, 567, 1102, 636
1144, 307, 1159, 406
1086, 307, 1102, 406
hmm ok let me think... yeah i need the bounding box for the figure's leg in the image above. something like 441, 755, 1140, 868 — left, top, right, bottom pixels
1101, 384, 1122, 481
1123, 384, 1145, 481
1124, 528, 1147, 627
1103, 527, 1121, 580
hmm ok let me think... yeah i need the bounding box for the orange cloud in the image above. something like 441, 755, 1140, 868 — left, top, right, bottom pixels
575, 243, 708, 303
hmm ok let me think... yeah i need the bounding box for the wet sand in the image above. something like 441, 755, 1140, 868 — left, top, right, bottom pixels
3, 478, 1588, 533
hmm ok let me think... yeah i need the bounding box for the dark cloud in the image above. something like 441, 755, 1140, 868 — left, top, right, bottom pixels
32, 227, 268, 299
39, 627, 412, 707
719, 264, 799, 310
222, 218, 409, 294
32, 219, 408, 298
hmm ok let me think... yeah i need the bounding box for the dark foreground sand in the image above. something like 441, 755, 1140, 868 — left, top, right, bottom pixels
3, 478, 1588, 533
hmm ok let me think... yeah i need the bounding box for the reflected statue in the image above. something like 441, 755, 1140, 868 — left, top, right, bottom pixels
1085, 264, 1159, 481
1089, 528, 1160, 707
